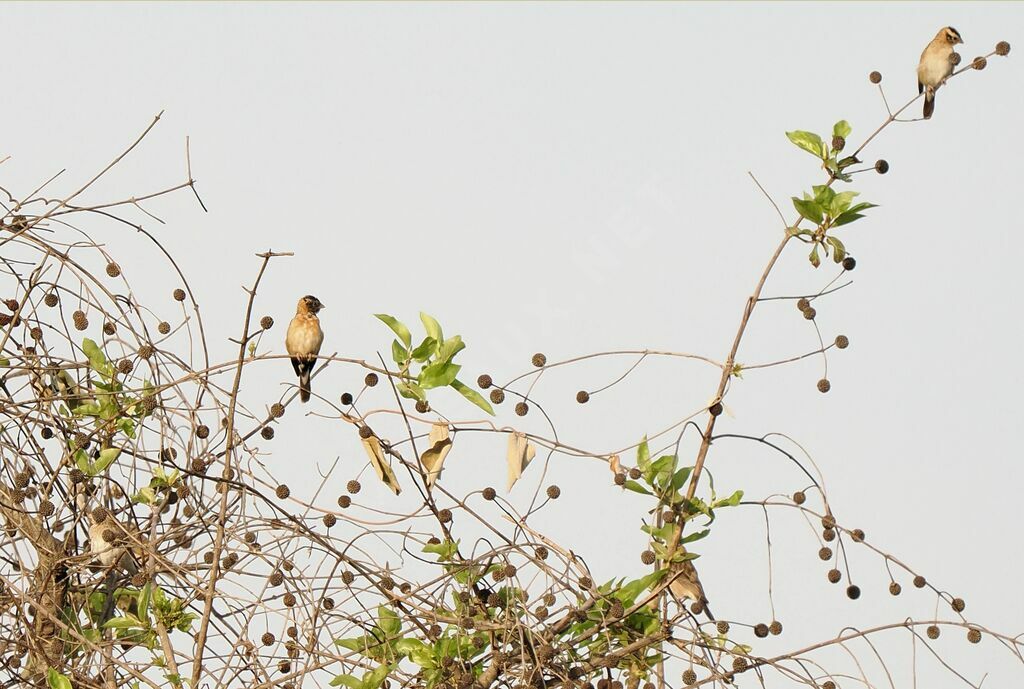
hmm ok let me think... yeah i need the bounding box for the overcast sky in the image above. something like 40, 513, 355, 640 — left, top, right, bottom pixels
3, 2, 1022, 686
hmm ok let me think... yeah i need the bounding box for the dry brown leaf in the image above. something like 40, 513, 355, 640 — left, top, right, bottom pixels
506, 431, 536, 492
608, 454, 622, 476
420, 422, 453, 488
361, 435, 401, 495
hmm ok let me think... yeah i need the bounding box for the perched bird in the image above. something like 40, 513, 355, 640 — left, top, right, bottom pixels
88, 513, 138, 575
668, 556, 714, 620
917, 26, 963, 119
285, 295, 325, 403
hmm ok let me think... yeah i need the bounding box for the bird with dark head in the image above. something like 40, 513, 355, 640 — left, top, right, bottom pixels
286, 295, 325, 403
918, 26, 963, 119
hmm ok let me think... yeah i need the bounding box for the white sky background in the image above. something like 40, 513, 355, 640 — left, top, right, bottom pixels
3, 1, 1023, 686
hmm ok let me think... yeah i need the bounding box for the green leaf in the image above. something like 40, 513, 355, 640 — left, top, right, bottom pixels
137, 583, 152, 622
451, 379, 494, 415
330, 674, 363, 689
410, 337, 437, 362
418, 361, 461, 389
636, 436, 650, 473
809, 244, 821, 268
423, 538, 460, 560
395, 638, 434, 667
615, 570, 667, 606
391, 340, 409, 366
377, 605, 401, 637
792, 198, 823, 225
396, 381, 427, 402
75, 449, 90, 473
837, 155, 860, 170
419, 312, 443, 345
104, 615, 144, 629
93, 447, 121, 474
47, 669, 73, 689
825, 236, 847, 263
435, 336, 465, 365
375, 314, 412, 348
832, 201, 878, 227
712, 489, 744, 508
671, 466, 693, 491
833, 120, 852, 139
82, 338, 114, 378
623, 480, 652, 495
829, 190, 859, 216
785, 130, 826, 159
682, 528, 710, 544
363, 663, 394, 689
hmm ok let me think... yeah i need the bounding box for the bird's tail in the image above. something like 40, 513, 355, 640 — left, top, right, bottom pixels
299, 372, 311, 403
923, 90, 935, 119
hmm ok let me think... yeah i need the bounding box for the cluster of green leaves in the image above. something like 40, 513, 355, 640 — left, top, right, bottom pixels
68, 338, 157, 476
376, 313, 493, 415
786, 122, 877, 266
132, 465, 181, 505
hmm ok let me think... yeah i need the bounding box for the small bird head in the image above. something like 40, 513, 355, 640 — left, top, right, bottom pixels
298, 294, 325, 315
940, 26, 963, 45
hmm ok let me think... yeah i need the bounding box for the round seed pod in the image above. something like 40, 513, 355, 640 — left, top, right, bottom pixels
342, 571, 355, 584
716, 621, 730, 634
546, 485, 561, 499
754, 623, 769, 638
996, 41, 1011, 56
842, 256, 857, 271
364, 373, 379, 387
769, 620, 783, 635
337, 495, 351, 508
927, 625, 940, 639
41, 427, 54, 440
91, 506, 109, 523
817, 379, 831, 393
514, 402, 529, 416
173, 288, 186, 302
732, 657, 748, 672
346, 480, 361, 494
105, 262, 121, 278
270, 403, 285, 419
73, 311, 88, 331
827, 569, 842, 584
276, 485, 290, 499
261, 426, 275, 440
477, 374, 493, 389
415, 400, 429, 413
322, 597, 335, 610
822, 514, 836, 529
952, 597, 966, 612
438, 509, 452, 523
803, 307, 816, 320
851, 528, 865, 542
797, 297, 810, 311
967, 628, 982, 644
358, 426, 373, 439
259, 315, 273, 330
482, 487, 496, 500
835, 335, 849, 349
793, 490, 806, 504
576, 390, 590, 404
195, 424, 210, 439
503, 564, 517, 578
629, 467, 641, 480
950, 52, 962, 66
283, 593, 296, 607
846, 584, 861, 600
39, 500, 55, 516
614, 472, 626, 486
381, 576, 395, 590
972, 56, 987, 70
682, 669, 697, 685
579, 576, 593, 589
640, 550, 656, 565
44, 293, 59, 307
261, 632, 275, 646
709, 402, 723, 416
819, 546, 833, 561
822, 682, 836, 689
889, 581, 902, 596
913, 575, 926, 588
138, 344, 155, 359
30, 326, 43, 340
869, 70, 882, 83
875, 159, 889, 174
823, 528, 836, 542
532, 353, 547, 367
101, 322, 115, 336
14, 472, 30, 489
489, 389, 505, 404
157, 321, 170, 335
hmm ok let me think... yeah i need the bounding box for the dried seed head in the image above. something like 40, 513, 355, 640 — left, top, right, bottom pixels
415, 399, 429, 413
173, 288, 186, 302
827, 569, 842, 584
0, 313, 10, 326
682, 669, 697, 685
996, 41, 1011, 56
489, 389, 505, 404
754, 623, 769, 638
44, 293, 59, 307
514, 401, 529, 416
614, 472, 626, 486
101, 322, 115, 336
716, 621, 730, 634
195, 424, 210, 439
842, 256, 857, 271
819, 546, 833, 561
793, 490, 806, 504
831, 135, 845, 152
817, 378, 831, 393
821, 514, 836, 529
851, 528, 865, 542
73, 310, 88, 331
337, 495, 351, 508
823, 527, 836, 542
846, 584, 861, 600
105, 262, 121, 278
640, 550, 656, 565
41, 427, 54, 440
260, 315, 273, 330
797, 297, 810, 311
283, 592, 296, 607
889, 581, 902, 596
967, 628, 982, 644
769, 620, 783, 635
341, 392, 353, 405
546, 485, 561, 499
477, 374, 493, 389
364, 373, 379, 387
875, 159, 889, 174
482, 486, 496, 500
39, 499, 55, 516
869, 70, 882, 84
270, 403, 285, 419
358, 425, 373, 439
142, 395, 158, 413
822, 682, 836, 689
629, 467, 641, 480
576, 390, 590, 404
342, 571, 355, 584
261, 426, 275, 440
346, 480, 361, 494
913, 575, 926, 588
532, 353, 547, 367
438, 508, 453, 523
535, 546, 549, 560
835, 335, 849, 349
950, 52, 962, 66
91, 507, 109, 523
138, 344, 155, 359
927, 625, 940, 639
709, 402, 723, 416
322, 514, 336, 528
803, 306, 817, 320
276, 485, 290, 499
156, 319, 171, 334
972, 56, 987, 70
952, 597, 966, 612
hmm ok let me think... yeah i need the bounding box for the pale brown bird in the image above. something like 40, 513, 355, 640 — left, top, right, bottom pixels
917, 26, 963, 119
668, 556, 714, 620
88, 514, 138, 575
285, 295, 325, 403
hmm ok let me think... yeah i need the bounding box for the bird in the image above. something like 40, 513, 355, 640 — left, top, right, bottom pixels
88, 512, 138, 575
668, 556, 714, 620
285, 295, 325, 403
917, 26, 963, 119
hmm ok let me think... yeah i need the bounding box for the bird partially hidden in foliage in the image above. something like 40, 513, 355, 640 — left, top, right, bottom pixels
918, 26, 963, 119
668, 555, 714, 620
286, 295, 325, 403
